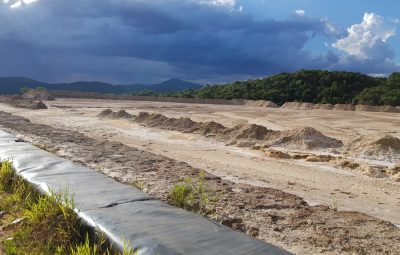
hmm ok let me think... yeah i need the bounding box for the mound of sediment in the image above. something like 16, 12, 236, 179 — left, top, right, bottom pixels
111, 110, 133, 119
377, 105, 400, 113
0, 96, 48, 110
265, 149, 291, 159
197, 121, 227, 135
345, 134, 400, 163
245, 100, 278, 108
271, 127, 343, 149
135, 112, 204, 133
305, 154, 334, 162
313, 104, 334, 110
22, 89, 55, 101
333, 104, 355, 111
223, 123, 277, 141
98, 109, 113, 117
298, 103, 314, 110
281, 102, 316, 110
281, 102, 302, 110
97, 109, 133, 119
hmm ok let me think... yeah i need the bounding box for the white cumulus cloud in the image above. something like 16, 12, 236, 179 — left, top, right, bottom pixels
294, 9, 305, 17
10, 0, 21, 8
23, 0, 38, 4
332, 12, 396, 59
197, 0, 235, 8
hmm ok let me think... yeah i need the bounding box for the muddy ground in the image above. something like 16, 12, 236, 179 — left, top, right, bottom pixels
0, 101, 399, 254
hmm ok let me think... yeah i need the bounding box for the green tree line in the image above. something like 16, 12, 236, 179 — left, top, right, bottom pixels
131, 70, 400, 106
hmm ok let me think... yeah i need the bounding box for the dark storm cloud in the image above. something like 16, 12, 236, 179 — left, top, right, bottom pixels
0, 0, 396, 83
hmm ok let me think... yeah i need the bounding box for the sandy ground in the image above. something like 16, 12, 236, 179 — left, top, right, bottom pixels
0, 99, 399, 227
0, 98, 400, 254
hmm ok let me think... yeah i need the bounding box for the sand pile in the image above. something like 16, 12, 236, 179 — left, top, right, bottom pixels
99, 110, 343, 152
98, 109, 113, 117
332, 104, 355, 111
281, 102, 302, 109
0, 96, 48, 110
281, 102, 318, 110
355, 105, 377, 112
377, 105, 400, 113
196, 121, 227, 135
355, 105, 400, 113
111, 110, 133, 119
305, 154, 334, 162
298, 103, 314, 110
265, 149, 291, 159
279, 102, 400, 113
98, 109, 133, 119
245, 100, 278, 108
313, 104, 334, 110
222, 123, 278, 141
22, 89, 55, 101
271, 127, 343, 149
345, 134, 400, 163
135, 112, 216, 133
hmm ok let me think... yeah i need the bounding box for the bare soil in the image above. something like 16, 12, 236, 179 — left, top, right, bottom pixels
0, 98, 400, 254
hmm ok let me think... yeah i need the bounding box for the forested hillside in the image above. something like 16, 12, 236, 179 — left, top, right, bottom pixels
0, 77, 201, 95
164, 70, 400, 106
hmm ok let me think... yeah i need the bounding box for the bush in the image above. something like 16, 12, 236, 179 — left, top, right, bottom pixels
169, 171, 214, 215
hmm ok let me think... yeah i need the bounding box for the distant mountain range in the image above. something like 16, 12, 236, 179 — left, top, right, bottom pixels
0, 77, 202, 94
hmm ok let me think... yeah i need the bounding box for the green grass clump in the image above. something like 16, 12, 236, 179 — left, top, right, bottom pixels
0, 161, 136, 255
169, 171, 215, 215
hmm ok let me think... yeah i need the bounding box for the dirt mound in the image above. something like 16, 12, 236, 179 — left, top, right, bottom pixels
223, 123, 277, 141
345, 134, 400, 162
355, 105, 377, 112
298, 103, 314, 110
333, 104, 355, 111
111, 110, 133, 119
280, 101, 399, 114
135, 112, 206, 133
281, 102, 302, 109
197, 121, 227, 135
98, 109, 133, 119
245, 100, 278, 108
22, 89, 55, 101
377, 105, 400, 113
0, 96, 48, 110
355, 105, 400, 113
281, 102, 315, 110
272, 127, 343, 149
305, 154, 334, 162
98, 109, 113, 117
265, 149, 291, 159
313, 104, 334, 110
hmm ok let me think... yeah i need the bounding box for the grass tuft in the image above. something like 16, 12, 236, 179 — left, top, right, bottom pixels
169, 170, 215, 215
0, 160, 136, 255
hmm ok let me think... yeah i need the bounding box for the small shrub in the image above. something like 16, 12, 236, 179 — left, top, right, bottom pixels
169, 171, 214, 215
0, 161, 15, 192
70, 234, 98, 255
20, 87, 30, 94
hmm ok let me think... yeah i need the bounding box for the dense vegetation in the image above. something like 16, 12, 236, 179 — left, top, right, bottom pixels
158, 70, 400, 106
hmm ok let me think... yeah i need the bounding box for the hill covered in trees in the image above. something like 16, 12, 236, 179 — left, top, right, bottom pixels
0, 77, 201, 95
163, 70, 400, 106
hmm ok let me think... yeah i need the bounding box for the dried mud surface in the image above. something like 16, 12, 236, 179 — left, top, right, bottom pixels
0, 110, 400, 254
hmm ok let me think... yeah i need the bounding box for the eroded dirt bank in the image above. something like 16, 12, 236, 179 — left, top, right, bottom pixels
0, 110, 400, 254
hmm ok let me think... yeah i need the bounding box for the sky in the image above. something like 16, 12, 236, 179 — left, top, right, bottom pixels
0, 0, 399, 84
